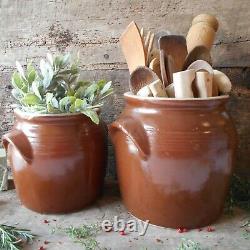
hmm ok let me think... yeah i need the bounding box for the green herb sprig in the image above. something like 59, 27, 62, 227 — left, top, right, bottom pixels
178, 238, 203, 250
53, 224, 101, 250
11, 53, 113, 124
0, 224, 35, 250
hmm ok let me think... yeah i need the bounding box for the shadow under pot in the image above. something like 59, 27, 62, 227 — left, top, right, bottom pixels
109, 93, 237, 229
2, 110, 107, 214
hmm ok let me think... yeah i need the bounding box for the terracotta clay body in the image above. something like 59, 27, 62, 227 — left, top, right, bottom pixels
109, 93, 237, 229
2, 110, 107, 214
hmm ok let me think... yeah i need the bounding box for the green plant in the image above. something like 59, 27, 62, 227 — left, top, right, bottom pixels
11, 53, 113, 124
0, 224, 35, 250
53, 224, 101, 250
177, 238, 203, 250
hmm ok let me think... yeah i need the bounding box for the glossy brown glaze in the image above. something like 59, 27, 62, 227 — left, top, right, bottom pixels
109, 93, 237, 229
2, 110, 107, 214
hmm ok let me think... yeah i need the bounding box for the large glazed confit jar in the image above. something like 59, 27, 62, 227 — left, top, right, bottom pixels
3, 110, 107, 214
109, 93, 237, 229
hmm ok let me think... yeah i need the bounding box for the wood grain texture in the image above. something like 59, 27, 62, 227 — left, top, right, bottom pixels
0, 0, 250, 176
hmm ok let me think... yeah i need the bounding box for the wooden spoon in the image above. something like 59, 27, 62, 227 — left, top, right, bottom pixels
160, 50, 169, 87
182, 46, 212, 70
187, 60, 213, 74
130, 66, 159, 94
159, 35, 188, 72
149, 57, 161, 80
120, 21, 146, 73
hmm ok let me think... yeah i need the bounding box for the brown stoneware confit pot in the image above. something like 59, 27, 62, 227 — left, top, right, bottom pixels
109, 92, 237, 229
2, 109, 107, 214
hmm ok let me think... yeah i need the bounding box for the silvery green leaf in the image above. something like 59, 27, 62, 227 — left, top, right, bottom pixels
21, 93, 41, 105
40, 59, 53, 88
47, 103, 60, 113
59, 96, 76, 112
74, 98, 87, 110
85, 83, 98, 96
89, 94, 95, 104
70, 64, 78, 75
54, 56, 63, 69
69, 74, 78, 84
96, 79, 106, 89
74, 86, 86, 98
81, 109, 99, 124
47, 53, 53, 66
16, 61, 26, 79
32, 81, 42, 100
61, 53, 71, 67
51, 97, 59, 108
27, 70, 36, 84
12, 71, 23, 90
27, 62, 35, 75
11, 89, 23, 100
100, 81, 112, 95
45, 92, 53, 104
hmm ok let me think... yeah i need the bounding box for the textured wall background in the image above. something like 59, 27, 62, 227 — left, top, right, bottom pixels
0, 0, 249, 177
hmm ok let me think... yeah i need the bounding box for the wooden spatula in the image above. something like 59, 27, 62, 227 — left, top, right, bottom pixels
182, 45, 212, 70
130, 66, 160, 94
120, 21, 146, 73
159, 35, 188, 72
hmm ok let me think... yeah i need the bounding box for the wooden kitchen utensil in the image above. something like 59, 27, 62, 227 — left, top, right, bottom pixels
149, 57, 161, 80
130, 66, 159, 94
166, 83, 175, 97
186, 14, 219, 53
160, 50, 169, 87
213, 70, 232, 94
194, 71, 213, 98
182, 46, 212, 70
173, 69, 196, 98
137, 85, 153, 97
120, 21, 146, 73
148, 79, 167, 97
159, 35, 188, 72
187, 60, 213, 74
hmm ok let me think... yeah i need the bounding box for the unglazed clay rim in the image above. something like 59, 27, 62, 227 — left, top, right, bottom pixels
124, 92, 229, 101
14, 108, 100, 119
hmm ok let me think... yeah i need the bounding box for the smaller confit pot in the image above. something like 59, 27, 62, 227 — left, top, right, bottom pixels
2, 110, 107, 214
109, 93, 237, 229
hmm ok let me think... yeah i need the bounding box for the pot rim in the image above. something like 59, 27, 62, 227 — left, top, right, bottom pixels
13, 108, 100, 121
124, 92, 229, 102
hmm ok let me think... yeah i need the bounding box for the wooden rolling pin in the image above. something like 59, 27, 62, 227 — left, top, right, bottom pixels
186, 14, 219, 53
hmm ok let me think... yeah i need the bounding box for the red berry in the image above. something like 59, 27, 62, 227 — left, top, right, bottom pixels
207, 226, 215, 232
44, 240, 49, 245
119, 230, 126, 236
177, 228, 184, 233
43, 220, 49, 224
182, 228, 188, 232
39, 247, 45, 250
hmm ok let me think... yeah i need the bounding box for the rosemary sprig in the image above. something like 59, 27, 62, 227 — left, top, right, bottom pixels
0, 224, 35, 250
54, 224, 101, 250
177, 238, 203, 250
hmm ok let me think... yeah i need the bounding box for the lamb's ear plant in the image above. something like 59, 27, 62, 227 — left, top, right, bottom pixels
11, 53, 113, 124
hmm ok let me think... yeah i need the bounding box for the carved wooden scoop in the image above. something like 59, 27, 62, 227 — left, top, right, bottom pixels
129, 66, 159, 94
182, 45, 212, 70
159, 35, 188, 72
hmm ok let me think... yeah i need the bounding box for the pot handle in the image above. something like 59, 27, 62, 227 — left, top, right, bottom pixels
109, 116, 150, 160
2, 129, 33, 164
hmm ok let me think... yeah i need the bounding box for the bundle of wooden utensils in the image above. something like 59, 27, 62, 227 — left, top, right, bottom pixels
120, 14, 232, 98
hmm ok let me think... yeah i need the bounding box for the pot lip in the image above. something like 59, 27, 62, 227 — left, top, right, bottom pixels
14, 108, 100, 120
124, 92, 229, 101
